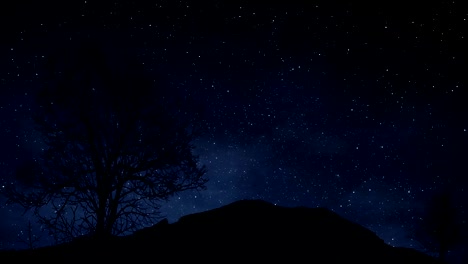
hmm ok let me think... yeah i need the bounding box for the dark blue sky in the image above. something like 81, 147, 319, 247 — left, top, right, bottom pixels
1, 0, 467, 260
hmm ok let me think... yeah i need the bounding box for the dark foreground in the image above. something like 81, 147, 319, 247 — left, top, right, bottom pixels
1, 199, 436, 263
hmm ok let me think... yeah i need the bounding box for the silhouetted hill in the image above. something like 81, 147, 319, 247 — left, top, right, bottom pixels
0, 199, 436, 263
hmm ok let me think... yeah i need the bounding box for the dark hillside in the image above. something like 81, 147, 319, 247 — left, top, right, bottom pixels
0, 200, 436, 263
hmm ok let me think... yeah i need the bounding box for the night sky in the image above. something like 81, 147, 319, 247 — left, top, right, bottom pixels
0, 0, 467, 258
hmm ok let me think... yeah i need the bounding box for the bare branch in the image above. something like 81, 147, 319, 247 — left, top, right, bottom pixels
2, 40, 208, 243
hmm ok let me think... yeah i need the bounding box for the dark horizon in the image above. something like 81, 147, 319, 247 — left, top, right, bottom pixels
0, 199, 439, 263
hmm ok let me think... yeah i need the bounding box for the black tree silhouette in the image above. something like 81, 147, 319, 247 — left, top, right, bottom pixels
1, 38, 208, 243
16, 221, 41, 249
412, 189, 462, 262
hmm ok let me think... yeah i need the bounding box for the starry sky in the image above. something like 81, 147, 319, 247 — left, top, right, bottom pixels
0, 0, 467, 257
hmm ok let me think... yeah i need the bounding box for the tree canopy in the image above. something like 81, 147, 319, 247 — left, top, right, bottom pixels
2, 38, 208, 243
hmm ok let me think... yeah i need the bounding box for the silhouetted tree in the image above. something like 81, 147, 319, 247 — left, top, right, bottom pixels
2, 38, 207, 243
16, 221, 41, 249
413, 189, 461, 262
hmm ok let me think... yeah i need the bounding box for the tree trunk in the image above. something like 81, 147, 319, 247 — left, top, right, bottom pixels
438, 243, 447, 263
95, 192, 107, 238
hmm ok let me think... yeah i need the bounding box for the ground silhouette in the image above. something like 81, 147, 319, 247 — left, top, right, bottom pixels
1, 199, 437, 263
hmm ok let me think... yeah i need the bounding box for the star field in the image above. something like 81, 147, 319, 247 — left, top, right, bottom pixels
0, 0, 467, 260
